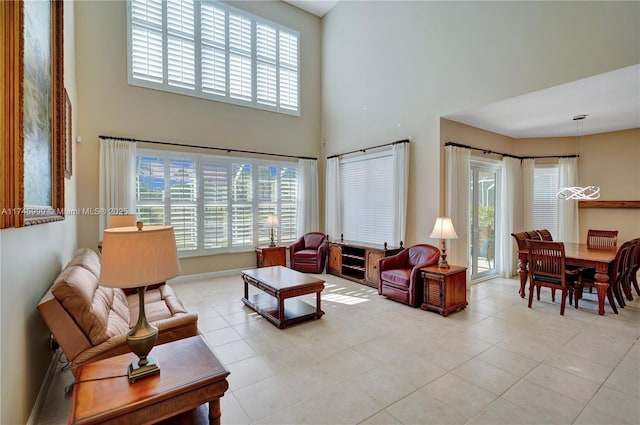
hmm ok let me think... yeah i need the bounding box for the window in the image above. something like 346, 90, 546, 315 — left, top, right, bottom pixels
532, 165, 559, 237
339, 151, 393, 245
136, 149, 297, 256
128, 0, 300, 115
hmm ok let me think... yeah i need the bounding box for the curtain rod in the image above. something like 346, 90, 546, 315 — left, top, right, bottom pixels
327, 138, 410, 159
444, 141, 579, 160
98, 135, 317, 160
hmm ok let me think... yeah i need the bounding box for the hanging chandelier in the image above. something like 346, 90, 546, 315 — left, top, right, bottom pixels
556, 114, 600, 201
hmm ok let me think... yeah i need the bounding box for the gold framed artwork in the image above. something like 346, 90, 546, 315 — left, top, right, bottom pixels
1, 0, 65, 228
64, 88, 72, 179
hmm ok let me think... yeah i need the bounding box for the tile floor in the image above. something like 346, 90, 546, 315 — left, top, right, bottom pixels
38, 273, 639, 424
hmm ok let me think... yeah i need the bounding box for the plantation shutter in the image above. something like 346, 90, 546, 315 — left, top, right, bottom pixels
231, 163, 253, 247
278, 30, 298, 111
532, 166, 559, 237
229, 11, 252, 101
136, 154, 166, 225
130, 0, 164, 83
256, 22, 277, 107
280, 167, 297, 243
202, 158, 229, 249
339, 151, 393, 245
169, 158, 198, 252
201, 3, 226, 96
166, 0, 196, 89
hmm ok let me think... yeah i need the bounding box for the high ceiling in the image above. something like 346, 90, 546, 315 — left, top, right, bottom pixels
445, 64, 640, 138
282, 1, 639, 139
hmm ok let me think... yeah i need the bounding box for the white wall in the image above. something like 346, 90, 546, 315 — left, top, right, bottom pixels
321, 0, 639, 246
0, 2, 78, 423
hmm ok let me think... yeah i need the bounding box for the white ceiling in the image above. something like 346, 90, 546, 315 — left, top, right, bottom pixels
445, 64, 640, 138
283, 0, 339, 17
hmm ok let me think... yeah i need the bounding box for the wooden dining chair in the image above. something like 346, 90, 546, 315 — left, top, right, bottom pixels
526, 240, 580, 316
586, 229, 618, 249
576, 239, 636, 314
536, 229, 553, 241
620, 238, 640, 302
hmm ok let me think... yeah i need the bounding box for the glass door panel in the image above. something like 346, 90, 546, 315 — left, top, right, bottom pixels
470, 163, 499, 281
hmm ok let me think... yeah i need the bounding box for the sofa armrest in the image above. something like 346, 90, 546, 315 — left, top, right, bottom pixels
379, 250, 408, 271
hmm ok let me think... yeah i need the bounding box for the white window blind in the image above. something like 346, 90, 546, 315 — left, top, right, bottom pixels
339, 151, 393, 245
136, 149, 298, 256
532, 165, 559, 237
128, 0, 300, 115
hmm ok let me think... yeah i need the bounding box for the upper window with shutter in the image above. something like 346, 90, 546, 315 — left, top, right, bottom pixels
128, 0, 300, 116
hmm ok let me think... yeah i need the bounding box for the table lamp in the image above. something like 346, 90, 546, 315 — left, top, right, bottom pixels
107, 214, 137, 228
265, 214, 279, 247
430, 217, 458, 268
99, 223, 181, 382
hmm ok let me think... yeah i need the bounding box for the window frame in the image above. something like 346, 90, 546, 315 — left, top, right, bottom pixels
127, 0, 301, 116
135, 148, 298, 257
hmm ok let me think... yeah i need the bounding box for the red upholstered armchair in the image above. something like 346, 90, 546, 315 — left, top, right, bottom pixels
289, 232, 327, 273
378, 244, 440, 307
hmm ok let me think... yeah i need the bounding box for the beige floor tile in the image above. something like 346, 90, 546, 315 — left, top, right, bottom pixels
451, 357, 521, 395
542, 350, 616, 384
203, 326, 243, 347
502, 379, 585, 424
213, 339, 258, 365
588, 386, 640, 424
605, 357, 640, 398
385, 387, 469, 425
225, 355, 277, 391
422, 373, 497, 419
466, 398, 550, 425
524, 363, 601, 404
573, 405, 637, 425
359, 409, 403, 425
220, 392, 252, 425
233, 375, 304, 421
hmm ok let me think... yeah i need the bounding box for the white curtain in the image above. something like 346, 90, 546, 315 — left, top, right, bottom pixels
500, 157, 522, 277
325, 157, 341, 241
558, 157, 579, 243
445, 146, 470, 267
296, 159, 319, 237
521, 158, 535, 230
99, 138, 136, 236
391, 142, 410, 246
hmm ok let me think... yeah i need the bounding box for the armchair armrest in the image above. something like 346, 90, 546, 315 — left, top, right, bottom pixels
289, 239, 305, 253
410, 258, 440, 284
379, 251, 408, 271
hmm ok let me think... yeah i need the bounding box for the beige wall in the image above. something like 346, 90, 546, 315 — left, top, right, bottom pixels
0, 1, 78, 423
74, 1, 322, 276
322, 0, 639, 246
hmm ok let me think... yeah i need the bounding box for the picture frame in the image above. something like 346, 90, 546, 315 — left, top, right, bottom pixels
0, 0, 65, 228
64, 88, 72, 179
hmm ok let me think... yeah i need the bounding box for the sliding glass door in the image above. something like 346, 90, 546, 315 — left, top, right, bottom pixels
470, 161, 500, 281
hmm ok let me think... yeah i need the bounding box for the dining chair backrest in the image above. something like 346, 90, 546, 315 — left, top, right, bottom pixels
510, 232, 529, 251
536, 229, 553, 241
527, 240, 568, 288
612, 239, 635, 283
587, 229, 618, 250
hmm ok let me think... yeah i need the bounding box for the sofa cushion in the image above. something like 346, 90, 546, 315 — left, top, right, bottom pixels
381, 269, 411, 287
52, 266, 130, 346
127, 284, 188, 324
67, 248, 101, 280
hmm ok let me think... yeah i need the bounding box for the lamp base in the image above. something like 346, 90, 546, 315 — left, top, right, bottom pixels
128, 356, 160, 382
439, 239, 450, 268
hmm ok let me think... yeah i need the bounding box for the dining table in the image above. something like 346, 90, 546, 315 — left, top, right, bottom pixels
517, 242, 617, 315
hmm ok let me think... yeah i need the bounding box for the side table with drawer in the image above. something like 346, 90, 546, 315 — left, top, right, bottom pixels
420, 265, 468, 316
255, 246, 287, 268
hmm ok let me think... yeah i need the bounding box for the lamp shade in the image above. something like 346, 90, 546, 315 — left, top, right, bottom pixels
265, 214, 279, 228
100, 225, 181, 288
107, 214, 137, 229
430, 217, 458, 240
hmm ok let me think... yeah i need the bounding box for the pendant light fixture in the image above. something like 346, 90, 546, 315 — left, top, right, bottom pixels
556, 114, 601, 201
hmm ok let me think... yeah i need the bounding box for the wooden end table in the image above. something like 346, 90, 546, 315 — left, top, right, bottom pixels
420, 265, 468, 316
241, 266, 325, 328
68, 335, 230, 425
255, 246, 287, 268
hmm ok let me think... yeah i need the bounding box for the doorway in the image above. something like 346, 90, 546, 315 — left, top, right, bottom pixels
470, 161, 500, 281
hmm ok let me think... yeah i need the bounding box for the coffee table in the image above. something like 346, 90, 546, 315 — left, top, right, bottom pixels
68, 335, 229, 425
241, 266, 325, 328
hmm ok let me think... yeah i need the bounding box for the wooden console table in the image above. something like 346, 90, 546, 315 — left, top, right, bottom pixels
420, 265, 468, 316
326, 240, 403, 288
68, 335, 230, 425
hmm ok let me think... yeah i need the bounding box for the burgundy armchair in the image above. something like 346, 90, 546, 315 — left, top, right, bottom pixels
289, 232, 327, 273
378, 244, 440, 307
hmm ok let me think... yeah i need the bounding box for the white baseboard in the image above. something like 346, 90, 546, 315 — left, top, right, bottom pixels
27, 349, 62, 425
168, 268, 244, 285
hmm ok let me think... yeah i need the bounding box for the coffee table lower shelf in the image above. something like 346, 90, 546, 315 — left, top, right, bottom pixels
242, 293, 324, 328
